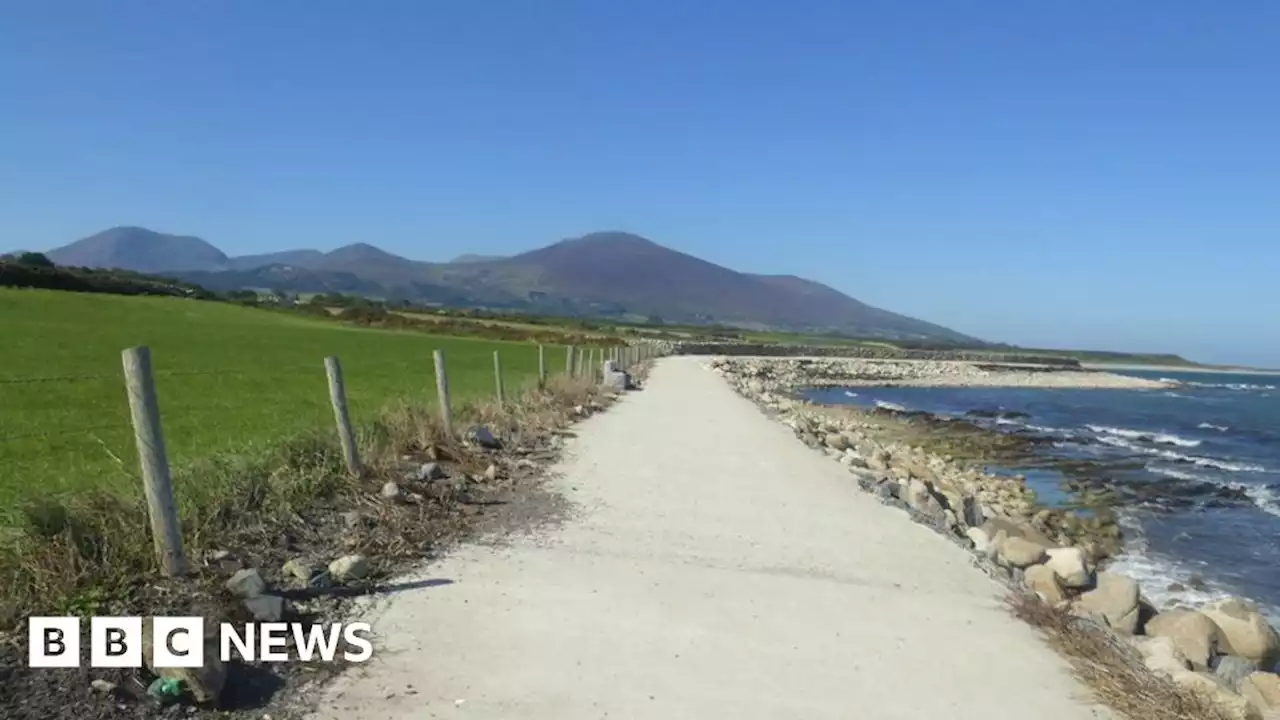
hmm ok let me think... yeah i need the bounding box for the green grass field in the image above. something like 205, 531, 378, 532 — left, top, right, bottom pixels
0, 288, 556, 519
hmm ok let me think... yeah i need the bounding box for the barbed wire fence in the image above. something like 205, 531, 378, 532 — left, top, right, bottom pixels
0, 341, 655, 574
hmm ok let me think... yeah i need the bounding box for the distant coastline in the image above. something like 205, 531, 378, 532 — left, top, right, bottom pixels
1082, 362, 1280, 376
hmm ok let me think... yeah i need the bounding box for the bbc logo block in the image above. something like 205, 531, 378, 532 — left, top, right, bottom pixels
29, 616, 375, 667
29, 616, 204, 669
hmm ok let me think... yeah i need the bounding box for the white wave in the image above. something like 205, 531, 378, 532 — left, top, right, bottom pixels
1248, 486, 1280, 518
843, 390, 858, 398
1147, 465, 1206, 482
1096, 436, 1265, 472
1086, 424, 1201, 448
874, 400, 906, 412
1157, 377, 1184, 384
1187, 381, 1277, 391
1197, 422, 1230, 432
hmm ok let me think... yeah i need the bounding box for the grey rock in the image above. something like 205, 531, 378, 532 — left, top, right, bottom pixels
416, 462, 446, 481
341, 511, 363, 529
242, 594, 286, 622
90, 678, 118, 694
484, 464, 498, 481
381, 481, 402, 501
1212, 654, 1260, 691
329, 554, 372, 583
466, 425, 501, 449
225, 568, 267, 599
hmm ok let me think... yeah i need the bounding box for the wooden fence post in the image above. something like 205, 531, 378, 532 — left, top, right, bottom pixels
493, 350, 505, 405
566, 346, 575, 376
433, 349, 453, 436
121, 346, 186, 577
538, 345, 546, 387
324, 356, 362, 476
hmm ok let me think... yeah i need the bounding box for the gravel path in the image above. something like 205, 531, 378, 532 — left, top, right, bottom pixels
309, 357, 1107, 720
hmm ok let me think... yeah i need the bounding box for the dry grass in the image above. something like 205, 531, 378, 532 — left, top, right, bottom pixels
0, 370, 622, 630
1006, 590, 1238, 720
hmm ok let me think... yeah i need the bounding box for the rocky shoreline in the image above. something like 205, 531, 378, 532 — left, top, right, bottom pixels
707, 356, 1172, 389
711, 356, 1280, 720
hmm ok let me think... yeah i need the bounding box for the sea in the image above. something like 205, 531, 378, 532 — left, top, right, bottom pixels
806, 369, 1280, 619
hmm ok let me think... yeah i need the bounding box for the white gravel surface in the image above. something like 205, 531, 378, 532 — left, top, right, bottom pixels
309, 357, 1108, 720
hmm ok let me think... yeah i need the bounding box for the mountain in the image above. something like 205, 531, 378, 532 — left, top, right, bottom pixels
44, 227, 978, 342
47, 227, 228, 274
225, 249, 326, 271
451, 253, 506, 264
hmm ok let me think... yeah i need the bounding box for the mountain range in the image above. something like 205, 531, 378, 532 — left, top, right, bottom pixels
41, 226, 977, 342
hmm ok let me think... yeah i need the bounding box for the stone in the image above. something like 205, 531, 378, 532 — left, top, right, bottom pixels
1077, 571, 1141, 635
90, 678, 118, 694
225, 568, 267, 599
965, 527, 992, 554
243, 594, 286, 622
1023, 564, 1067, 604
465, 425, 501, 449
282, 558, 315, 583
1043, 546, 1092, 588
1217, 656, 1263, 692
980, 516, 1054, 550
329, 554, 372, 583
1241, 672, 1280, 715
416, 462, 446, 481
484, 464, 498, 481
824, 433, 850, 451
961, 495, 985, 528
1175, 671, 1262, 720
1202, 598, 1280, 667
1147, 609, 1224, 670
997, 536, 1048, 569
341, 511, 363, 529
602, 370, 630, 389
1134, 635, 1191, 677
141, 617, 226, 704
381, 481, 402, 501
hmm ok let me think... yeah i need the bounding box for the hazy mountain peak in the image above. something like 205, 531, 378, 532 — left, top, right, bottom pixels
46, 226, 228, 273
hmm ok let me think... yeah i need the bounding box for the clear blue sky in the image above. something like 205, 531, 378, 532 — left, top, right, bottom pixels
2, 2, 1277, 365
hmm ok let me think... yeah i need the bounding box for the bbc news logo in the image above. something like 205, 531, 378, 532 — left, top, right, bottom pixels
29, 617, 374, 667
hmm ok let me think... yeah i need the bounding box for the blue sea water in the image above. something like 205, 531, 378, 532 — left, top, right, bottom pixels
806, 370, 1280, 616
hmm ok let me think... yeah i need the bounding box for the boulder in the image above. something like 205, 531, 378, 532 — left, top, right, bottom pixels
1201, 598, 1280, 667
1134, 635, 1191, 677
328, 554, 371, 583
1043, 546, 1092, 589
1077, 571, 1140, 635
1172, 671, 1260, 720
225, 569, 267, 599
1240, 672, 1280, 716
141, 617, 226, 704
1023, 564, 1067, 604
824, 433, 850, 451
1147, 609, 1224, 670
1217, 656, 1263, 692
965, 527, 992, 555
981, 516, 1054, 550
998, 536, 1048, 569
381, 481, 402, 501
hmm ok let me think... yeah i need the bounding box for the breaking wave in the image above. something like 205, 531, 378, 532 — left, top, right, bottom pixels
1086, 424, 1201, 448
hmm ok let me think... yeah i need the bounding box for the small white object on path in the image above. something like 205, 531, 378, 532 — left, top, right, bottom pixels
309, 357, 1106, 720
